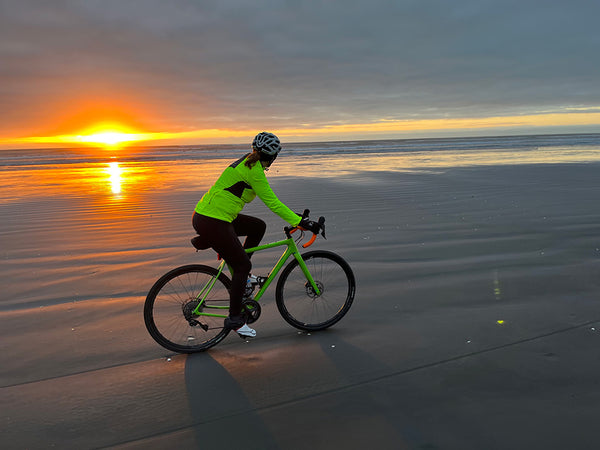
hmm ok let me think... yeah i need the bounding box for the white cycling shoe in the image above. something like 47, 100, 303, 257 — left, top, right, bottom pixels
224, 315, 257, 338
235, 324, 257, 338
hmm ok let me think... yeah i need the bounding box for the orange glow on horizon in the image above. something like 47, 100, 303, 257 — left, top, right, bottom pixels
3, 126, 251, 148
140, 110, 600, 142
4, 122, 150, 148
1, 109, 599, 149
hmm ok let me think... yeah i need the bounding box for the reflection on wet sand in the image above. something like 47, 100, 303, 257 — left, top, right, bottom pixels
0, 157, 228, 205
272, 146, 600, 178
106, 162, 122, 194
4, 144, 600, 205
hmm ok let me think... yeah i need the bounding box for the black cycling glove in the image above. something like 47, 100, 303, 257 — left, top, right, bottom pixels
298, 217, 320, 234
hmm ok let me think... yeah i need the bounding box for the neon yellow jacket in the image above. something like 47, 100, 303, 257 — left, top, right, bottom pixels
195, 154, 301, 226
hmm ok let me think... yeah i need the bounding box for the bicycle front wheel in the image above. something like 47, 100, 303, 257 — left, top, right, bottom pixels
276, 250, 355, 331
144, 264, 231, 353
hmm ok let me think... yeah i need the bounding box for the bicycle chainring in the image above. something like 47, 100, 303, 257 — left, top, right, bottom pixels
242, 299, 261, 324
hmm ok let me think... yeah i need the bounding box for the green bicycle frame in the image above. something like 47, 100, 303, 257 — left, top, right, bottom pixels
192, 233, 321, 317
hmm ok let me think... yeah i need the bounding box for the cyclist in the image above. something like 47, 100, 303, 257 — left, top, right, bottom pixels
192, 132, 309, 338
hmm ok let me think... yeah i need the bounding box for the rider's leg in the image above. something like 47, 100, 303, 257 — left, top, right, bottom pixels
211, 231, 250, 317
232, 214, 266, 259
192, 213, 257, 336
211, 227, 257, 337
192, 213, 250, 317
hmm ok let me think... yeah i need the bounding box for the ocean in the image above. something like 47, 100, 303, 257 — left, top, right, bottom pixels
2, 132, 600, 166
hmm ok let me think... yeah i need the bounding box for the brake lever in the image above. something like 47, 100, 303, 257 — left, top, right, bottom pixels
318, 216, 326, 239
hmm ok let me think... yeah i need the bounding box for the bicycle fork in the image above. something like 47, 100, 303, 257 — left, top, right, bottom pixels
293, 253, 322, 297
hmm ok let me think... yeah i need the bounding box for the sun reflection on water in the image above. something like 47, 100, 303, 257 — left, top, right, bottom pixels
107, 161, 122, 194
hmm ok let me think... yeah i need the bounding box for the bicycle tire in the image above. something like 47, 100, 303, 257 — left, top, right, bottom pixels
276, 250, 355, 331
144, 264, 231, 353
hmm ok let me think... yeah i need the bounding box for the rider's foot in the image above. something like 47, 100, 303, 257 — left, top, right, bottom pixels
224, 315, 257, 338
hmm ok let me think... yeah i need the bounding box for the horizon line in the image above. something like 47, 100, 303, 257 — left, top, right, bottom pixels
1, 129, 599, 152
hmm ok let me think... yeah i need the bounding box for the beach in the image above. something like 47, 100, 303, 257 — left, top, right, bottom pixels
2, 136, 600, 449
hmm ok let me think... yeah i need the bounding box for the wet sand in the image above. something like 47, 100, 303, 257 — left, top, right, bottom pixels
2, 159, 600, 449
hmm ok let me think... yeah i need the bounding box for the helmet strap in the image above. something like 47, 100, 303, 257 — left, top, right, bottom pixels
259, 151, 277, 166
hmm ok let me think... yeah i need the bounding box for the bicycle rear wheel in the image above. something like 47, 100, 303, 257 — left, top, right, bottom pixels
144, 264, 231, 353
276, 250, 355, 331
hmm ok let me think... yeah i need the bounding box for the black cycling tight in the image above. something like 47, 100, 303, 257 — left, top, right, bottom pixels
192, 212, 266, 316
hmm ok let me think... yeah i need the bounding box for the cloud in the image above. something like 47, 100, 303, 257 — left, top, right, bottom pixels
1, 0, 599, 140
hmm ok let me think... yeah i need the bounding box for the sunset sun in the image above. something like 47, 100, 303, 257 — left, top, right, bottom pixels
77, 130, 139, 147
2, 121, 158, 149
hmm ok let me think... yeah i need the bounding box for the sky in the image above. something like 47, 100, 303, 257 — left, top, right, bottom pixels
1, 0, 600, 148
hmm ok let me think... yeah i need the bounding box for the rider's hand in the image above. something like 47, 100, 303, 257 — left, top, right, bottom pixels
298, 217, 320, 234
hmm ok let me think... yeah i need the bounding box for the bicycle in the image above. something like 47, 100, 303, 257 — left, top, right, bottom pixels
144, 211, 356, 353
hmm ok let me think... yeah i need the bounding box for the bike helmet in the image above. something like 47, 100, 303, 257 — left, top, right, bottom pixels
252, 132, 281, 157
